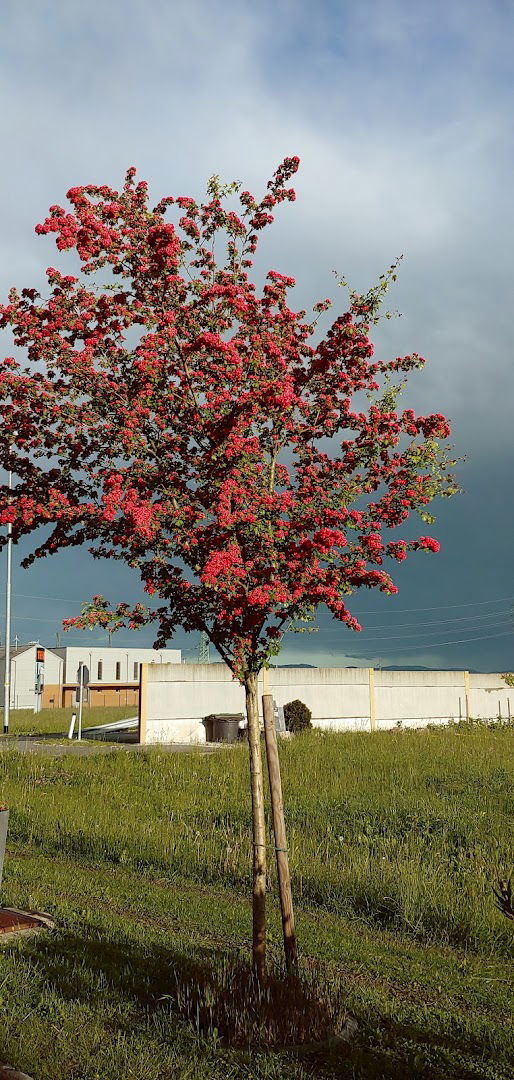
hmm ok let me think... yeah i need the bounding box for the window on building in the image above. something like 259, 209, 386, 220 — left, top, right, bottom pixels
116, 662, 121, 680
133, 662, 139, 680
97, 661, 103, 681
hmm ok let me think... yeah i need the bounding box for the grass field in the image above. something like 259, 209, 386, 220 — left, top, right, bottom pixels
1, 705, 137, 738
0, 725, 513, 1078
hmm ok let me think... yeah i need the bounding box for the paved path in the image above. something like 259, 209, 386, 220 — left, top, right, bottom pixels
0, 736, 227, 756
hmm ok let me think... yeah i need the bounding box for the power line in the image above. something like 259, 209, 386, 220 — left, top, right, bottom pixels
322, 617, 513, 642
347, 594, 514, 616
337, 630, 513, 655
8, 615, 69, 624
13, 592, 104, 605
339, 621, 512, 644
320, 609, 514, 634
10, 591, 514, 653
17, 609, 512, 637
13, 590, 514, 614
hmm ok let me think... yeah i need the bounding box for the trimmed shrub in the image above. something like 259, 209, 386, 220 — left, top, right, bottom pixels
284, 699, 312, 734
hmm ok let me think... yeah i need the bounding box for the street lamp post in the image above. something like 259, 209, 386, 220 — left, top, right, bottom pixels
3, 469, 12, 735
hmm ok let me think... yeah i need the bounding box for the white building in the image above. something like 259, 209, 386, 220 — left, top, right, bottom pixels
0, 644, 64, 711
0, 643, 182, 711
54, 645, 181, 708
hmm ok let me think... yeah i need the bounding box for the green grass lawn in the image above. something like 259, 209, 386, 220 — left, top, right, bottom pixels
1, 705, 137, 738
0, 726, 513, 1078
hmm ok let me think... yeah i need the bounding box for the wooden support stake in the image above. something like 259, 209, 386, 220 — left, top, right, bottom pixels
262, 692, 298, 976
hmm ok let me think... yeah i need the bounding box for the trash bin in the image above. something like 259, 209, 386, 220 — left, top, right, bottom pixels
204, 714, 244, 743
203, 715, 215, 742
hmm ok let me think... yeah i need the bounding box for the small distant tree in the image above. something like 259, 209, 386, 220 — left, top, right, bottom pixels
0, 157, 458, 979
284, 700, 312, 734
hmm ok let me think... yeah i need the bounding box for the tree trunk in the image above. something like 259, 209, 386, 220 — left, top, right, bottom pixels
244, 671, 267, 983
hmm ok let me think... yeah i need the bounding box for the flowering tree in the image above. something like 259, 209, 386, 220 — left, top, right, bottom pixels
0, 157, 457, 977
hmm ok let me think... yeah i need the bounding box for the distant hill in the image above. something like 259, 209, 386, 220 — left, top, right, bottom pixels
273, 663, 317, 668
275, 663, 480, 672
380, 665, 479, 673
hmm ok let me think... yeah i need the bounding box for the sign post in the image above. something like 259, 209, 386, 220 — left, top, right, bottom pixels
76, 664, 89, 742
34, 646, 45, 714
273, 699, 286, 733
67, 712, 77, 740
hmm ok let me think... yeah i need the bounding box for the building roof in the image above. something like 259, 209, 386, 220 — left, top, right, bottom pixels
0, 645, 35, 659
0, 644, 62, 660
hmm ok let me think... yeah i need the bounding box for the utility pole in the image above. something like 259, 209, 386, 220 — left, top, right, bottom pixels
198, 630, 210, 664
78, 663, 84, 742
3, 469, 12, 735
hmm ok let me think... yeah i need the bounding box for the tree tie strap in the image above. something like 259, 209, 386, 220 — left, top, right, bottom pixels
253, 842, 288, 852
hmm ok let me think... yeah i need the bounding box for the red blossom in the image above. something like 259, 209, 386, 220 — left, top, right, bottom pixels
414, 536, 441, 553
0, 157, 457, 679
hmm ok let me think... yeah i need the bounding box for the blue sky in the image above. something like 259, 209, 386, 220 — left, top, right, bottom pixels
1, 0, 513, 669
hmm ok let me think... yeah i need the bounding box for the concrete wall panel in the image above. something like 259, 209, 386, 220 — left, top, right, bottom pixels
375, 685, 463, 726
139, 663, 514, 743
470, 688, 512, 720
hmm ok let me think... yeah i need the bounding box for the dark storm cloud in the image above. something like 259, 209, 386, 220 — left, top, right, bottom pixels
1, 0, 512, 669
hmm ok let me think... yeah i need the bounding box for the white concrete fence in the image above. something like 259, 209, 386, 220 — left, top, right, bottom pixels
138, 663, 513, 744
